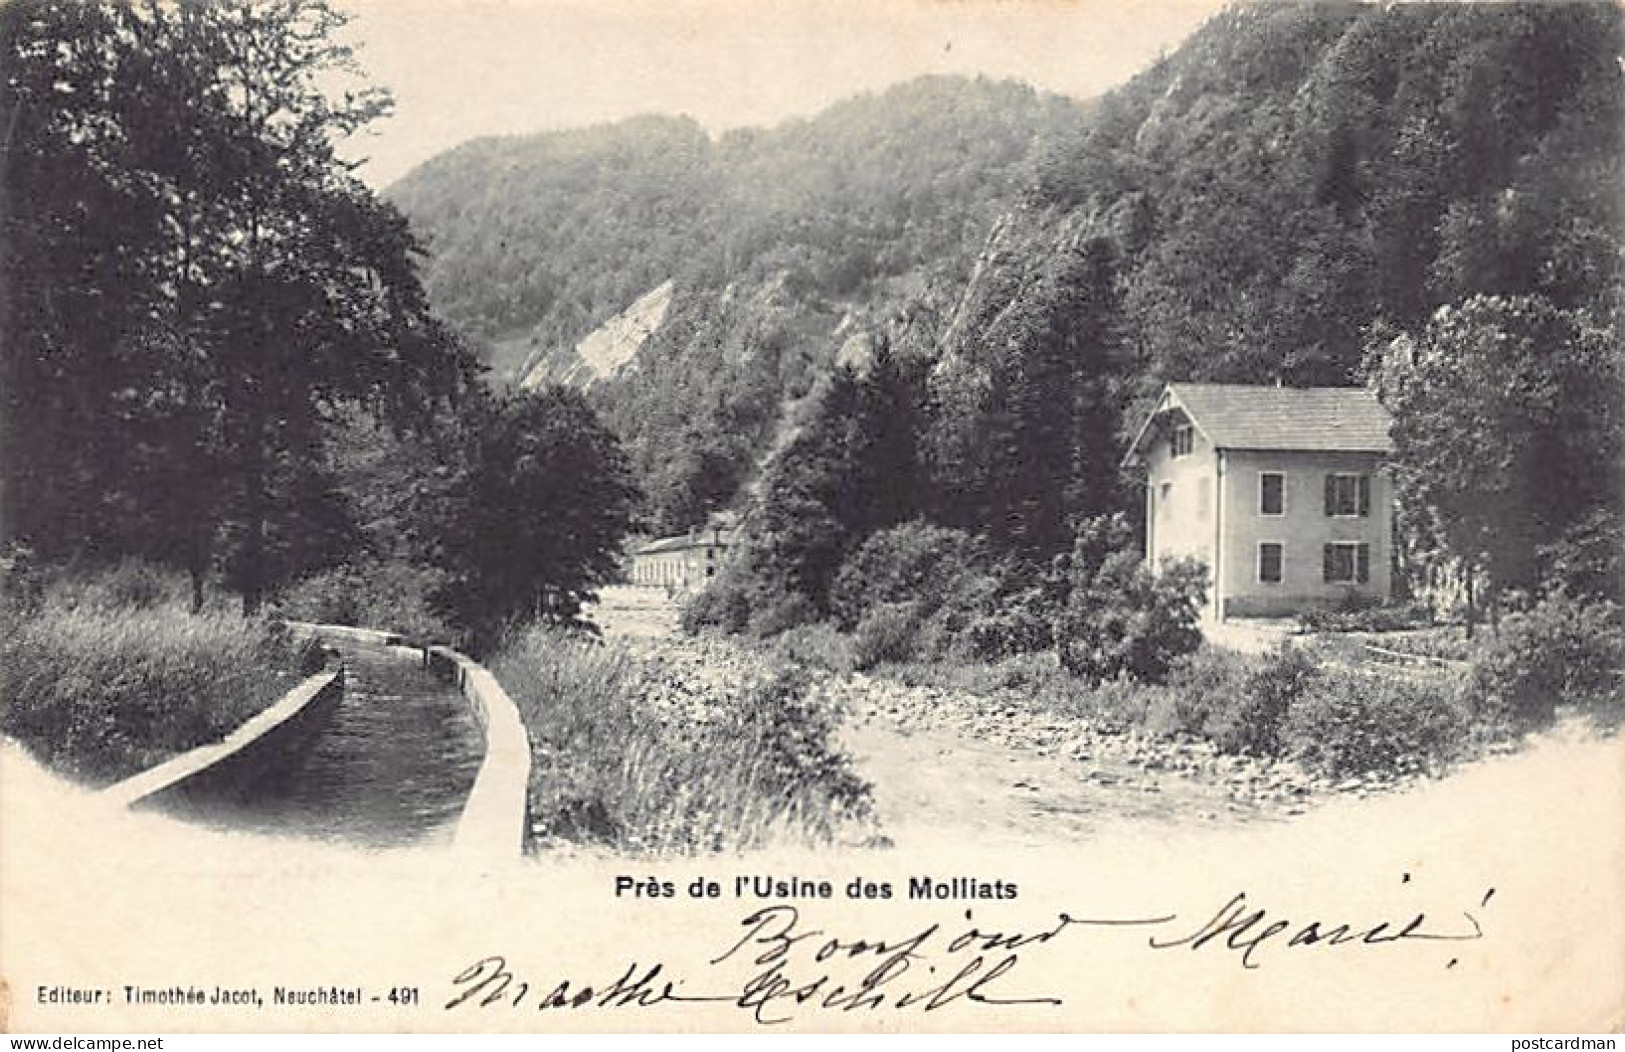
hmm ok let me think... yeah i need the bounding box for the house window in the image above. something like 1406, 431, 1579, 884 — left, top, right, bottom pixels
1259, 542, 1284, 584
1323, 542, 1370, 584
1260, 472, 1284, 516
1323, 473, 1370, 517
1171, 425, 1194, 458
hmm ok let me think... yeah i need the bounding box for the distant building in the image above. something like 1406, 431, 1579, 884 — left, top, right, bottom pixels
1123, 383, 1395, 620
628, 527, 736, 590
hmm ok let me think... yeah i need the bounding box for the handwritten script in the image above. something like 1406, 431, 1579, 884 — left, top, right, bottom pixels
444, 887, 1493, 1024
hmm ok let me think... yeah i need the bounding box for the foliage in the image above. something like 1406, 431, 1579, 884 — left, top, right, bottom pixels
490, 628, 872, 854
851, 601, 926, 671
1299, 596, 1432, 634
678, 561, 756, 636
274, 560, 455, 642
767, 621, 856, 676
0, 0, 476, 610
828, 521, 983, 630
929, 234, 1126, 562
1157, 646, 1320, 757
959, 588, 1056, 662
740, 352, 936, 618
1463, 594, 1625, 729
1281, 673, 1469, 780
1369, 295, 1624, 631
1054, 518, 1207, 684
1537, 509, 1625, 606
0, 570, 300, 786
434, 387, 640, 651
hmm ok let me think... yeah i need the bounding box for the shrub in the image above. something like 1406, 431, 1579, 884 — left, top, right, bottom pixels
829, 522, 983, 629
1055, 552, 1206, 684
960, 585, 1055, 660
1300, 593, 1431, 634
1282, 671, 1468, 779
914, 564, 1004, 660
1463, 594, 1625, 729
276, 560, 455, 643
747, 588, 819, 639
851, 601, 925, 670
679, 566, 753, 635
1142, 643, 1321, 757
770, 621, 856, 674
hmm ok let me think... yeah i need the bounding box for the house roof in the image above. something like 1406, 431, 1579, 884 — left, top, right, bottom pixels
1125, 383, 1393, 463
635, 530, 736, 556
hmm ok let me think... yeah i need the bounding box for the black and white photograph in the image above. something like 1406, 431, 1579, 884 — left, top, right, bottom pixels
1, 0, 1621, 1036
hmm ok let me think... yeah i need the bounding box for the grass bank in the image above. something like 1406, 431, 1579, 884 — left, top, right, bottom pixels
488, 626, 874, 855
0, 568, 306, 787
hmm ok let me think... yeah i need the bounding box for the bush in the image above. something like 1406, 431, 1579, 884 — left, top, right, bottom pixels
1300, 593, 1431, 634
851, 601, 925, 670
276, 560, 455, 643
829, 522, 983, 630
679, 566, 753, 635
770, 621, 856, 674
960, 585, 1054, 661
914, 564, 1004, 660
747, 588, 819, 639
1282, 671, 1468, 779
1463, 594, 1625, 729
1146, 645, 1313, 756
1055, 552, 1206, 684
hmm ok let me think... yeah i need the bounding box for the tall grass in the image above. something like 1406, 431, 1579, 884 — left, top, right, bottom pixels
489, 627, 874, 855
1, 568, 302, 787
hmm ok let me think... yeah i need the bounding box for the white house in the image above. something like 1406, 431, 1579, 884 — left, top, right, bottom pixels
1123, 383, 1395, 620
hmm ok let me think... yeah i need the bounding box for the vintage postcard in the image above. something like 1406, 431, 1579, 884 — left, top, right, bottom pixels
2, 0, 1622, 1036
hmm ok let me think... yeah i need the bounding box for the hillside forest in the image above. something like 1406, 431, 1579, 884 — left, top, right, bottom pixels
389, 2, 1624, 641
3, 0, 1622, 656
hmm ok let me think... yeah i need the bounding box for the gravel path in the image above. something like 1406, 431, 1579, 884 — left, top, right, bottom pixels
584, 587, 1456, 850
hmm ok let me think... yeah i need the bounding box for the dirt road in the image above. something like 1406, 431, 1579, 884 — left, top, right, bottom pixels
588, 586, 1335, 850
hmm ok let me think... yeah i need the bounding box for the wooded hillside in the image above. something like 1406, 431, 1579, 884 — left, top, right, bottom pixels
390, 3, 1622, 551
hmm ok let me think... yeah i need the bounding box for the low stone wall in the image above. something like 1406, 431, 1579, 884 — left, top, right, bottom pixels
102, 670, 344, 814
427, 646, 533, 863
282, 620, 405, 648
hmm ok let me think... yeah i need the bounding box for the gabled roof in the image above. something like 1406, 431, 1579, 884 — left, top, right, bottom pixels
1125, 383, 1393, 464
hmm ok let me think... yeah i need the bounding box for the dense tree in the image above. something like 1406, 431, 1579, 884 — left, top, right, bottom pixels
433, 388, 639, 649
1368, 295, 1624, 632
928, 233, 1124, 564
746, 369, 867, 611
1, 0, 474, 610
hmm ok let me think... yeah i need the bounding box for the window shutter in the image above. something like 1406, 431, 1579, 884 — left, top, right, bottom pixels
1358, 475, 1371, 517
1324, 475, 1336, 517
1356, 544, 1370, 584
1323, 544, 1335, 582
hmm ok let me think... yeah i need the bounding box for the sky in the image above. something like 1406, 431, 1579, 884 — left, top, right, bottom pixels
333, 0, 1229, 189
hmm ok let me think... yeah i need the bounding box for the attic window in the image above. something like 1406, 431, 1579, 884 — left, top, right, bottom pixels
1171, 424, 1194, 458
